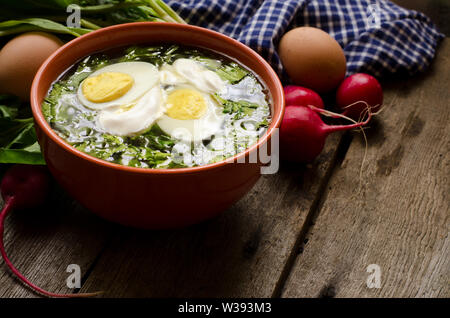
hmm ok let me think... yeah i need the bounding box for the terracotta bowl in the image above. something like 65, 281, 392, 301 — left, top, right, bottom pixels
31, 22, 284, 229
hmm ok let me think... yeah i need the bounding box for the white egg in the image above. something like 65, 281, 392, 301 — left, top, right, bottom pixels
157, 86, 225, 142
97, 86, 163, 136
77, 61, 158, 110
172, 58, 225, 93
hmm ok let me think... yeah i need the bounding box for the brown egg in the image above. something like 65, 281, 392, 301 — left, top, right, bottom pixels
278, 27, 346, 93
0, 32, 63, 101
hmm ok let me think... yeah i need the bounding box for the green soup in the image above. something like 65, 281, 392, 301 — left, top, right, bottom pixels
42, 44, 271, 169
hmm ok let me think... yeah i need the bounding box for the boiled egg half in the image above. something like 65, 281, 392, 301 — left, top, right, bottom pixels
97, 86, 163, 136
77, 61, 158, 110
157, 84, 225, 142
157, 58, 226, 142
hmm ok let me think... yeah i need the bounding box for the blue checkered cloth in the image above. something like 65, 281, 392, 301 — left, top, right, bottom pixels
166, 0, 444, 82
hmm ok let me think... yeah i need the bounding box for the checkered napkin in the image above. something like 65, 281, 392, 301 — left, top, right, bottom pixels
166, 0, 444, 82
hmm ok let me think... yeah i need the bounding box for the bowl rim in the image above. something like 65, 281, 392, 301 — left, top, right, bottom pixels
31, 22, 284, 175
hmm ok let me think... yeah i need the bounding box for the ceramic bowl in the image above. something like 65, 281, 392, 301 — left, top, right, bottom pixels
31, 22, 284, 229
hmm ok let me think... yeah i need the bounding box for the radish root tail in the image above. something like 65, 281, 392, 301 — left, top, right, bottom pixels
308, 104, 372, 133
341, 100, 384, 122
0, 198, 103, 298
308, 103, 371, 193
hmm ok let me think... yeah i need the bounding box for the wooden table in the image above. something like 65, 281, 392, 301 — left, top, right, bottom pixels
0, 15, 449, 300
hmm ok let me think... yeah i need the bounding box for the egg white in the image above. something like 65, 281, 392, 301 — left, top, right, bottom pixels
97, 86, 164, 136
157, 85, 225, 142
159, 63, 187, 86
172, 58, 225, 93
77, 61, 158, 110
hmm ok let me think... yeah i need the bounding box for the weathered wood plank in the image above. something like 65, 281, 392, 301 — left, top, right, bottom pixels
0, 112, 343, 298
0, 186, 112, 297
282, 39, 449, 298
78, 134, 342, 298
392, 0, 449, 35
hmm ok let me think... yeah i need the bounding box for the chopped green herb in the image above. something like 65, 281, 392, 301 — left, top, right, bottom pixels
213, 94, 259, 119
216, 62, 249, 84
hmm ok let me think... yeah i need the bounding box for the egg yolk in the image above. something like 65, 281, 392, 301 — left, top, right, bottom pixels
166, 89, 207, 120
82, 72, 134, 103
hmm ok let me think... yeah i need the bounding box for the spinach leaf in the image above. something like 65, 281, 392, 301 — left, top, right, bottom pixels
0, 95, 45, 165
0, 18, 91, 37
0, 142, 45, 165
0, 105, 18, 119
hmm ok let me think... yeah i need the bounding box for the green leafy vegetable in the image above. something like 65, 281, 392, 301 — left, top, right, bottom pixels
119, 45, 180, 66
128, 125, 175, 152
0, 95, 45, 165
0, 143, 45, 165
216, 62, 249, 84
0, 18, 91, 37
0, 105, 18, 119
119, 45, 219, 67
213, 94, 259, 120
0, 0, 186, 38
73, 125, 173, 168
255, 117, 270, 130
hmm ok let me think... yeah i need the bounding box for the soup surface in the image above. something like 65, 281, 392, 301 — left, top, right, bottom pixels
42, 45, 271, 168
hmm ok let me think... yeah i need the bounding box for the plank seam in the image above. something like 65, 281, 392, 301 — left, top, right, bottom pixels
271, 132, 354, 298
71, 232, 115, 296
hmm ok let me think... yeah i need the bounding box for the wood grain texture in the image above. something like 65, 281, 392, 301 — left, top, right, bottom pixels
77, 135, 341, 298
392, 0, 449, 35
0, 186, 112, 297
282, 39, 449, 298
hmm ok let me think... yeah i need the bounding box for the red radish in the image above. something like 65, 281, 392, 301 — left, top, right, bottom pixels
336, 73, 383, 120
284, 85, 324, 108
0, 165, 101, 298
280, 105, 371, 162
